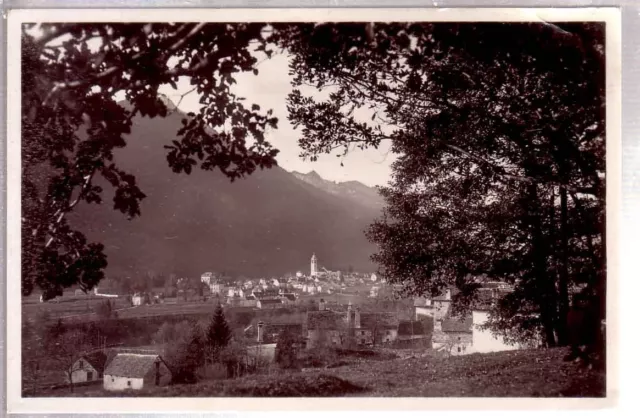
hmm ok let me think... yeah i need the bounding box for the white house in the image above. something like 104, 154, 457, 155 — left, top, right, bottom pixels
132, 293, 143, 306
103, 353, 172, 391
471, 310, 522, 353
66, 351, 107, 384
227, 287, 244, 298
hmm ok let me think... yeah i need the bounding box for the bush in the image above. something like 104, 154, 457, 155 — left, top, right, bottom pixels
164, 321, 206, 384
198, 363, 228, 380
275, 329, 300, 370
299, 347, 340, 368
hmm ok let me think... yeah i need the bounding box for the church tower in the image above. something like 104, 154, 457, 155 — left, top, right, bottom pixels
310, 253, 318, 277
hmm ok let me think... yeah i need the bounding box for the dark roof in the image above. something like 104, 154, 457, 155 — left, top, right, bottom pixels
441, 315, 473, 333
398, 321, 427, 336
260, 299, 283, 305
258, 289, 279, 297
306, 311, 345, 330
360, 312, 399, 330
265, 323, 303, 334
432, 288, 459, 302
81, 351, 108, 374
104, 353, 166, 378
264, 323, 304, 343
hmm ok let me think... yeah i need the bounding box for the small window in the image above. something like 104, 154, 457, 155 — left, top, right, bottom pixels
111, 377, 114, 382
79, 360, 84, 368
458, 347, 461, 353
87, 371, 93, 381
127, 380, 131, 387
386, 330, 391, 335
360, 339, 365, 344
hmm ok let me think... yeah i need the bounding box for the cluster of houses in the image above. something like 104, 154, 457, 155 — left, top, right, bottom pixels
301, 282, 537, 355
413, 282, 539, 355
67, 351, 172, 392
64, 281, 537, 393
199, 255, 383, 310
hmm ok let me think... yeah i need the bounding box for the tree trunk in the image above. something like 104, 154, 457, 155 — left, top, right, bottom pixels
528, 184, 557, 347
556, 187, 571, 346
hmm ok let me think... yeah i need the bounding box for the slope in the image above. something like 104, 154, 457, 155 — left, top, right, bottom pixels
68, 105, 383, 279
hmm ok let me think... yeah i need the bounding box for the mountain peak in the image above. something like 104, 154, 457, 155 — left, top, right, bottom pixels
291, 169, 384, 209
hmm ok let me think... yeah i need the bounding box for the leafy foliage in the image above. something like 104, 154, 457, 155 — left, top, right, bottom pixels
283, 22, 605, 346
275, 327, 300, 369
164, 320, 206, 384
22, 23, 279, 298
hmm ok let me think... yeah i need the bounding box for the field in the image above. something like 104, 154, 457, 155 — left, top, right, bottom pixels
22, 294, 227, 324
22, 295, 132, 323
43, 347, 605, 397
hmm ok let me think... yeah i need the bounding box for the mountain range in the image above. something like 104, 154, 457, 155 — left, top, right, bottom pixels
68, 98, 385, 280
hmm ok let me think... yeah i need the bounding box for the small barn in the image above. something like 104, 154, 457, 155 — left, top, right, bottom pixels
67, 351, 107, 384
103, 353, 172, 391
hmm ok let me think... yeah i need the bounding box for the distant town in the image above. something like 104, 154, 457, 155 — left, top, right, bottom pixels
20, 252, 548, 396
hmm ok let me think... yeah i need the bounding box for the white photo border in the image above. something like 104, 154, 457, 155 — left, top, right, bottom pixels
3, 5, 622, 415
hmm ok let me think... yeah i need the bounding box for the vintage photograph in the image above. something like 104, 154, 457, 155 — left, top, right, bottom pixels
12, 10, 611, 403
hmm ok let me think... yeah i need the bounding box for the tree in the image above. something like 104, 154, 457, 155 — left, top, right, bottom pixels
275, 328, 300, 369
49, 329, 93, 393
152, 321, 177, 345
283, 22, 605, 348
220, 339, 248, 378
22, 319, 44, 396
22, 23, 279, 298
165, 321, 206, 383
205, 304, 232, 363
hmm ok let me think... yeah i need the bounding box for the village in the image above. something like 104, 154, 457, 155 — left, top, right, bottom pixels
21, 253, 542, 396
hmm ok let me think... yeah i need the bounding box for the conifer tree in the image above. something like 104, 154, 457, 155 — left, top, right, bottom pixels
206, 304, 231, 363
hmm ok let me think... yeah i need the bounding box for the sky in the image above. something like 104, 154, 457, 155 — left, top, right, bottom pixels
158, 53, 396, 187
28, 24, 396, 187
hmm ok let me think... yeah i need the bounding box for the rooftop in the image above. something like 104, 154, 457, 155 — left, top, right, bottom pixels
441, 315, 473, 333
397, 321, 430, 336
306, 311, 345, 330
104, 353, 166, 378
360, 312, 399, 330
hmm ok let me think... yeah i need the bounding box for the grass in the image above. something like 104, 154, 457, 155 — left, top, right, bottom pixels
41, 347, 605, 398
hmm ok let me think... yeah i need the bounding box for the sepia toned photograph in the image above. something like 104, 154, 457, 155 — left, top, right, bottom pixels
5, 7, 619, 410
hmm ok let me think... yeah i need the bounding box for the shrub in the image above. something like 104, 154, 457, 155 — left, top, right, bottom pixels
275, 328, 300, 370
164, 321, 206, 384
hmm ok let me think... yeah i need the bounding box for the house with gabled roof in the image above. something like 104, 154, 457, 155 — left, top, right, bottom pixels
103, 353, 172, 391
438, 315, 474, 355
66, 351, 108, 384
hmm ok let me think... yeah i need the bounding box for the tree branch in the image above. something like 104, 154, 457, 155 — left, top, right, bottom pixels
444, 144, 596, 197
